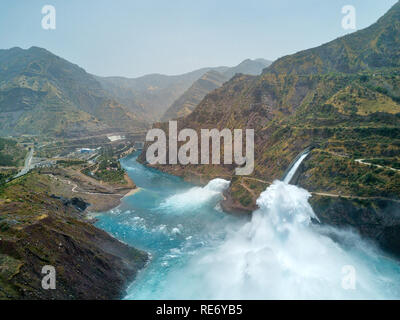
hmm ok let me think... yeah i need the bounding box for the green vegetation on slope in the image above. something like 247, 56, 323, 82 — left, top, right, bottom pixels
299, 150, 400, 198
0, 138, 26, 167
81, 145, 127, 185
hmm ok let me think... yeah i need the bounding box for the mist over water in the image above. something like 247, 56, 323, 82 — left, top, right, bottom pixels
95, 152, 400, 300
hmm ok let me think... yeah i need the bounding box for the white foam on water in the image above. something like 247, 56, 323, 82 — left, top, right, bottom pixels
158, 178, 230, 213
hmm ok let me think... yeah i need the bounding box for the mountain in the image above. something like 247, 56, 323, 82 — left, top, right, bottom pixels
141, 2, 400, 255
223, 58, 272, 79
0, 47, 146, 137
161, 70, 229, 121
268, 2, 400, 76
161, 59, 272, 121
95, 66, 229, 122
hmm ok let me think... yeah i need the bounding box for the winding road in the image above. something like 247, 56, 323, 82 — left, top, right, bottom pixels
355, 159, 400, 172
14, 147, 34, 178
47, 174, 124, 197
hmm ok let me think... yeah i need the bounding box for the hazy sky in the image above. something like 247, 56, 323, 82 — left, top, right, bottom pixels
0, 0, 397, 78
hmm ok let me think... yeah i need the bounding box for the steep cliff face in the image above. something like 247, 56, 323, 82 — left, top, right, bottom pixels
0, 173, 148, 299
310, 196, 400, 258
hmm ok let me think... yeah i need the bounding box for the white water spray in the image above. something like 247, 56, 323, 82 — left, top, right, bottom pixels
159, 178, 230, 212
136, 153, 400, 299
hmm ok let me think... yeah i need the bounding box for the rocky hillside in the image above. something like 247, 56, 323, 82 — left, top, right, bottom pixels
0, 172, 148, 299
162, 59, 272, 121
141, 2, 400, 256
0, 47, 146, 137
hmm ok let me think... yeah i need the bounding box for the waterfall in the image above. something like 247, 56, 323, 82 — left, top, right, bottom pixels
283, 151, 309, 184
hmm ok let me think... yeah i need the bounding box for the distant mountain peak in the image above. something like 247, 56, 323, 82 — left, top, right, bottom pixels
161, 58, 272, 121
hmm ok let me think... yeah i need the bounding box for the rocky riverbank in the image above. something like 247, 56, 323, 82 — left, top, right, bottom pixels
0, 172, 148, 300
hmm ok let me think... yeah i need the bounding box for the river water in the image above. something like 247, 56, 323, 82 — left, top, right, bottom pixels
95, 152, 400, 299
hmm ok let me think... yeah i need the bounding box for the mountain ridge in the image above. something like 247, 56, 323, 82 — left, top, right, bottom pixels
265, 1, 400, 76
0, 46, 146, 137
161, 58, 272, 121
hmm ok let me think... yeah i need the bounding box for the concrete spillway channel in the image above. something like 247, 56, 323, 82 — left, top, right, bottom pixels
281, 147, 313, 185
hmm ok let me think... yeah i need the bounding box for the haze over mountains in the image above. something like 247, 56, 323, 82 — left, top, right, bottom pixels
0, 46, 271, 137
162, 58, 271, 121
95, 58, 271, 122
94, 67, 225, 122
